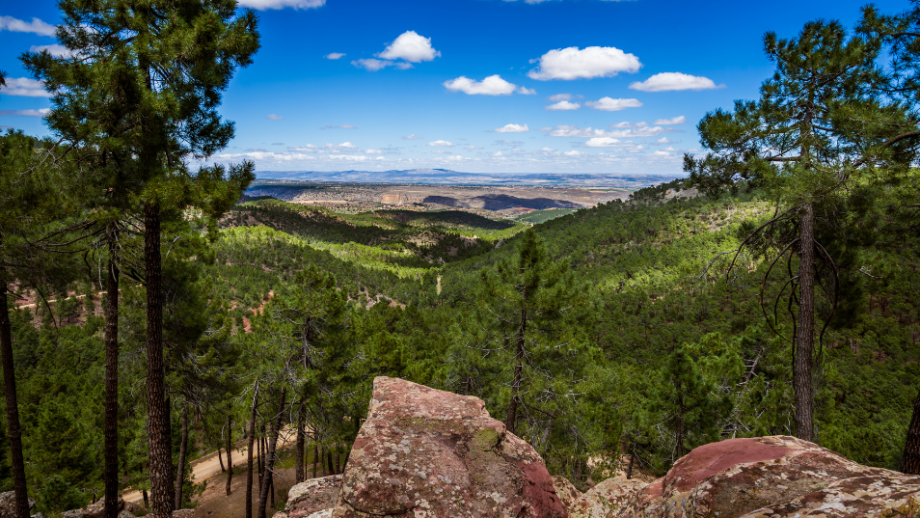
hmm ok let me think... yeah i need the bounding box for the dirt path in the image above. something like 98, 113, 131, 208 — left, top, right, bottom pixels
123, 429, 297, 505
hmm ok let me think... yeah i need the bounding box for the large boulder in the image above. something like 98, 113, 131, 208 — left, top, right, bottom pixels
570, 478, 647, 518
619, 435, 920, 518
62, 497, 133, 518
331, 376, 568, 518
285, 476, 343, 518
552, 476, 583, 515
0, 492, 35, 518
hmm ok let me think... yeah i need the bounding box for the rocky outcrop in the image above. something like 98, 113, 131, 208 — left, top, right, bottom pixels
62, 497, 134, 518
620, 435, 920, 518
331, 376, 567, 518
285, 476, 342, 518
0, 492, 34, 518
552, 476, 583, 514
571, 478, 647, 518
171, 509, 194, 518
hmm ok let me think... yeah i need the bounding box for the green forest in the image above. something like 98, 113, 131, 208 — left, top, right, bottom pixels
4, 0, 920, 517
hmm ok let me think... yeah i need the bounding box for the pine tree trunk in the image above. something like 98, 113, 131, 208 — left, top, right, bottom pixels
174, 401, 189, 510
257, 434, 264, 493
103, 232, 120, 518
312, 443, 318, 478
142, 490, 148, 508
218, 448, 225, 472
902, 387, 920, 473
145, 202, 173, 518
334, 447, 340, 474
245, 383, 259, 518
0, 279, 30, 518
226, 415, 233, 496
326, 449, 333, 475
295, 409, 305, 483
506, 309, 526, 435
794, 203, 816, 443
257, 389, 285, 518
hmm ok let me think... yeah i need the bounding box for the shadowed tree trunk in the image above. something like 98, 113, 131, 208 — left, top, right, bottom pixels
226, 415, 233, 495
902, 387, 920, 474
794, 204, 816, 443
145, 202, 173, 518
103, 227, 120, 518
505, 308, 526, 435
295, 406, 305, 483
175, 401, 190, 509
312, 443, 318, 479
0, 276, 29, 518
217, 448, 225, 472
245, 383, 259, 518
257, 389, 286, 518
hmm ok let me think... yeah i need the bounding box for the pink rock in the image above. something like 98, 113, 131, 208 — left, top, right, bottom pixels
285, 476, 342, 518
552, 476, 583, 515
570, 478, 646, 518
331, 376, 567, 518
620, 436, 913, 518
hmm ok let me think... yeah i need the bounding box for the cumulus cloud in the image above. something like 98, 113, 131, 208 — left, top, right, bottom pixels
546, 100, 580, 111
630, 73, 723, 92
654, 150, 671, 156
495, 123, 529, 133
584, 97, 642, 111
653, 115, 686, 125
528, 46, 641, 81
352, 58, 393, 72
564, 150, 582, 157
584, 137, 623, 148
517, 86, 537, 95
443, 75, 532, 96
321, 124, 357, 129
0, 78, 51, 97
548, 93, 574, 102
0, 108, 50, 117
0, 16, 55, 36
29, 44, 74, 57
365, 149, 384, 154
652, 137, 674, 145
492, 151, 504, 157
378, 31, 440, 63
428, 140, 453, 147
325, 53, 346, 60
265, 114, 284, 120
238, 0, 324, 9
545, 124, 670, 138
402, 134, 424, 140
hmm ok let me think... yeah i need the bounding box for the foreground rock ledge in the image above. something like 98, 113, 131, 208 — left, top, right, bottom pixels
331, 376, 567, 518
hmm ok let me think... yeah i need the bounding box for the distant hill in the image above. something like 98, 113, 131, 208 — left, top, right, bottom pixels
254, 169, 681, 188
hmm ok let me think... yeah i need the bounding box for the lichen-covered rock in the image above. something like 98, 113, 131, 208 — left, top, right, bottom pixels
571, 478, 647, 518
331, 376, 567, 518
620, 435, 912, 518
285, 476, 343, 518
272, 512, 288, 518
305, 511, 333, 518
553, 476, 583, 515
0, 492, 35, 518
63, 497, 133, 518
171, 509, 194, 518
116, 511, 135, 518
739, 472, 920, 517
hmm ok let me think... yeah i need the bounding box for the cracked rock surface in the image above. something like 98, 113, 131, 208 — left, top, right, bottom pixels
330, 376, 567, 518
285, 475, 343, 518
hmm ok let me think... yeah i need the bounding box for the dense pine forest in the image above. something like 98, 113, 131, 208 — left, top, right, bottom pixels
4, 0, 920, 517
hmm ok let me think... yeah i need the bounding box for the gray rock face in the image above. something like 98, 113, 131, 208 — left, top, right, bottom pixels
331, 376, 568, 518
0, 492, 34, 518
284, 476, 343, 518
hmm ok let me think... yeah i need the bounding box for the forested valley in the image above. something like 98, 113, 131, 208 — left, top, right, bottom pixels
4, 0, 920, 517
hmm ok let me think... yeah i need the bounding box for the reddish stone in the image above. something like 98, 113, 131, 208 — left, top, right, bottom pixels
570, 478, 646, 518
285, 476, 342, 518
331, 376, 567, 518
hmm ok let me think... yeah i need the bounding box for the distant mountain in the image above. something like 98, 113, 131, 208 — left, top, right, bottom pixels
254, 169, 681, 188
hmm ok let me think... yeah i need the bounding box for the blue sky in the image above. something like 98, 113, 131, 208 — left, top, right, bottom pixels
0, 0, 908, 176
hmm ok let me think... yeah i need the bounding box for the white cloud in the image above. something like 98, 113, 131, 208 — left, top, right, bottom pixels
548, 93, 574, 102
428, 140, 453, 147
329, 142, 356, 149
402, 134, 424, 140
585, 137, 622, 148
495, 123, 529, 133
528, 46, 641, 81
321, 124, 357, 129
546, 100, 580, 111
377, 31, 440, 63
653, 115, 686, 125
492, 151, 504, 157
265, 114, 284, 120
443, 75, 532, 96
352, 58, 393, 72
654, 150, 671, 156
653, 137, 673, 145
585, 97, 642, 111
0, 78, 51, 97
0, 16, 55, 36
325, 52, 346, 60
29, 44, 74, 57
545, 124, 670, 138
537, 126, 554, 131
365, 149, 384, 154
238, 0, 324, 9
630, 73, 723, 92
0, 108, 50, 117
564, 150, 581, 157
517, 86, 537, 95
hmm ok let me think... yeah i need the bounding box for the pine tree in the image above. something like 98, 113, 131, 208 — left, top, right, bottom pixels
685, 19, 918, 442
